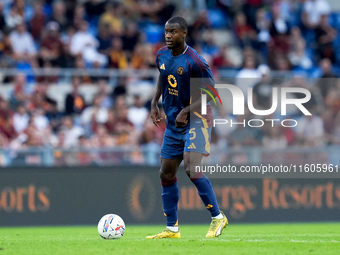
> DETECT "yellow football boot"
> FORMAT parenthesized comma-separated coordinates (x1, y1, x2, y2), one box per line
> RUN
(206, 211, 228, 238)
(146, 229, 181, 239)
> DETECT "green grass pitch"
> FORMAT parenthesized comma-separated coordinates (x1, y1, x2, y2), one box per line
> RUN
(0, 223, 339, 255)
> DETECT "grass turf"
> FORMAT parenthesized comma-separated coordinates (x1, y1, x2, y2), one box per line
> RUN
(0, 223, 339, 255)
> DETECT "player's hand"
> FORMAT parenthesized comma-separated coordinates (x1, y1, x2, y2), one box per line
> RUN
(175, 109, 189, 128)
(151, 104, 162, 127)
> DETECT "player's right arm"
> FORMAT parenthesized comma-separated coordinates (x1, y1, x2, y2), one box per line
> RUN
(151, 74, 162, 127)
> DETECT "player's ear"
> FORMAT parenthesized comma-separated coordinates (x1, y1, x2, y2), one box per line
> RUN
(182, 29, 188, 38)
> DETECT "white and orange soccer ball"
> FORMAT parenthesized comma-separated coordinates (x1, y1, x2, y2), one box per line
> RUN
(97, 214, 125, 239)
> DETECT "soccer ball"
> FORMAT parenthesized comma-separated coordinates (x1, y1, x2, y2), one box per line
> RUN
(97, 214, 125, 239)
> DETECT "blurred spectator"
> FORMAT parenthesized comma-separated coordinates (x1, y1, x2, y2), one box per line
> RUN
(29, 1, 46, 42)
(130, 43, 146, 69)
(0, 97, 15, 141)
(254, 8, 270, 57)
(288, 38, 313, 69)
(46, 101, 63, 133)
(97, 23, 113, 56)
(191, 11, 211, 40)
(27, 83, 55, 111)
(73, 56, 92, 84)
(5, 5, 23, 30)
(315, 58, 339, 98)
(289, 26, 305, 52)
(63, 0, 78, 24)
(127, 95, 148, 132)
(268, 3, 290, 62)
(155, 0, 176, 25)
(135, 0, 175, 25)
(111, 77, 128, 100)
(70, 21, 107, 68)
(213, 107, 236, 150)
(235, 54, 260, 95)
(234, 12, 256, 47)
(9, 22, 37, 61)
(322, 107, 337, 144)
(122, 21, 141, 55)
(85, 0, 106, 24)
(23, 118, 44, 147)
(9, 73, 30, 109)
(211, 45, 233, 70)
(96, 79, 113, 108)
(143, 43, 157, 69)
(75, 135, 94, 166)
(324, 86, 340, 117)
(80, 95, 108, 135)
(113, 101, 139, 146)
(72, 4, 86, 31)
(333, 113, 340, 145)
(104, 109, 116, 134)
(108, 37, 128, 69)
(262, 125, 288, 149)
(315, 14, 337, 62)
(91, 124, 116, 148)
(39, 21, 63, 68)
(42, 125, 59, 147)
(0, 3, 5, 32)
(243, 0, 263, 27)
(59, 116, 84, 148)
(273, 55, 291, 71)
(59, 25, 76, 68)
(99, 2, 124, 37)
(14, 0, 26, 18)
(49, 1, 69, 33)
(201, 30, 219, 57)
(64, 76, 86, 116)
(228, 116, 260, 147)
(31, 107, 49, 131)
(252, 64, 274, 110)
(12, 103, 29, 134)
(113, 95, 127, 112)
(295, 107, 324, 146)
(269, 4, 290, 38)
(282, 126, 295, 146)
(301, 0, 330, 29)
(0, 31, 15, 69)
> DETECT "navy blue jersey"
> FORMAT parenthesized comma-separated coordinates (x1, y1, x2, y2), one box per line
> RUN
(155, 45, 214, 132)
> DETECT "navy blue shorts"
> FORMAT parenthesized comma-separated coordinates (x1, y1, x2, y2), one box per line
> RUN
(161, 119, 211, 159)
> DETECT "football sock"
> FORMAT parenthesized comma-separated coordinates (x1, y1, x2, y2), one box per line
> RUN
(166, 226, 179, 232)
(161, 177, 179, 227)
(212, 213, 223, 220)
(191, 174, 220, 217)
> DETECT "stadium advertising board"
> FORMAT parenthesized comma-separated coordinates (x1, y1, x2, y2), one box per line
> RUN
(0, 167, 339, 226)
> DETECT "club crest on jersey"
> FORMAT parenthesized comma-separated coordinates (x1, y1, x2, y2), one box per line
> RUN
(177, 66, 184, 75)
(168, 74, 177, 88)
(160, 63, 165, 70)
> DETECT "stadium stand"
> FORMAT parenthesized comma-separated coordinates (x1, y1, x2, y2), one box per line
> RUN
(0, 0, 340, 167)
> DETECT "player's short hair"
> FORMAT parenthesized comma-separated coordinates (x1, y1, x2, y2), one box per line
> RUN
(166, 16, 188, 31)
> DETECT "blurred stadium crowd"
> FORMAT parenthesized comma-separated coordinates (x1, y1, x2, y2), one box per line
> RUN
(0, 0, 340, 165)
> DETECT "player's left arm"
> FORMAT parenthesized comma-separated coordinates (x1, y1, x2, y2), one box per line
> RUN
(175, 98, 201, 128)
(175, 95, 216, 128)
(175, 58, 216, 128)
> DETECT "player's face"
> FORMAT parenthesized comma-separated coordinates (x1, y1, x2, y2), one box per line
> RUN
(164, 23, 187, 49)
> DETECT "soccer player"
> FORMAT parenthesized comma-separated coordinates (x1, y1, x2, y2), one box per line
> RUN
(146, 16, 228, 239)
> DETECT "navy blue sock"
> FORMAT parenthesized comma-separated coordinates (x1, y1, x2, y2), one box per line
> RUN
(161, 177, 179, 226)
(191, 174, 220, 217)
